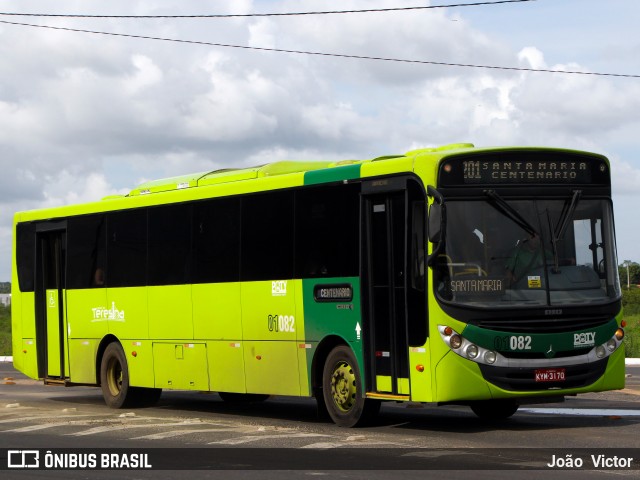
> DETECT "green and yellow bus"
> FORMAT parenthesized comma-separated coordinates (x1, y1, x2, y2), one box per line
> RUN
(11, 144, 625, 426)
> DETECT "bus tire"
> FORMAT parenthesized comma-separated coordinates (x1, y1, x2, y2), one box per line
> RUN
(470, 399, 519, 420)
(322, 345, 380, 427)
(100, 342, 134, 409)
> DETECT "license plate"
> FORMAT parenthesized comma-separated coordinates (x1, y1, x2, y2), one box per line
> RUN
(535, 368, 566, 382)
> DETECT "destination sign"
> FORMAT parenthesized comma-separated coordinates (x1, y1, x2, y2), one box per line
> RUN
(314, 284, 353, 302)
(438, 152, 609, 187)
(462, 159, 591, 184)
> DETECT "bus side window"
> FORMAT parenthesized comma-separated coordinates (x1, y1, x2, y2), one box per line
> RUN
(192, 197, 241, 284)
(241, 191, 294, 281)
(16, 222, 36, 292)
(67, 214, 106, 289)
(107, 209, 148, 287)
(148, 203, 192, 286)
(294, 184, 360, 279)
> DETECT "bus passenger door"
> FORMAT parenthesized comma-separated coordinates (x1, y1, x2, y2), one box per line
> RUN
(362, 178, 428, 398)
(362, 183, 411, 397)
(34, 226, 69, 383)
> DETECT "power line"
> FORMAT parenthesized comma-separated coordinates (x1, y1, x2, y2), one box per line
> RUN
(0, 1, 535, 19)
(1, 19, 638, 79)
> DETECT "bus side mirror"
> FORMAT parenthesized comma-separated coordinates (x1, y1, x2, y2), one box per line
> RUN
(428, 203, 442, 243)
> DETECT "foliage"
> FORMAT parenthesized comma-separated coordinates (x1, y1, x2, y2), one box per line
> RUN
(0, 305, 10, 356)
(621, 287, 640, 316)
(623, 314, 640, 359)
(619, 262, 640, 289)
(0, 282, 10, 294)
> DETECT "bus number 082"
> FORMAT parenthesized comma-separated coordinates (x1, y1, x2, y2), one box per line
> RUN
(267, 314, 295, 333)
(509, 335, 532, 351)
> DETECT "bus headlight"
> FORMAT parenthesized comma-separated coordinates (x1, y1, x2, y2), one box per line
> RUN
(595, 345, 606, 358)
(438, 325, 503, 366)
(450, 334, 462, 350)
(484, 351, 497, 364)
(466, 344, 479, 359)
(606, 339, 617, 352)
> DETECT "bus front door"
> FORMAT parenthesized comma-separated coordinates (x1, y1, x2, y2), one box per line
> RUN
(35, 226, 68, 383)
(363, 188, 411, 397)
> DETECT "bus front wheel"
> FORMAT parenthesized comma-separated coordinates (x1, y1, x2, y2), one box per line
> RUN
(470, 399, 519, 420)
(322, 345, 380, 427)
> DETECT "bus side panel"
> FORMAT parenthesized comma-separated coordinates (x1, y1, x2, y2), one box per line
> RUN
(153, 342, 209, 390)
(125, 340, 155, 388)
(294, 280, 310, 396)
(67, 339, 99, 384)
(16, 293, 38, 379)
(193, 283, 247, 394)
(66, 289, 108, 339)
(106, 287, 149, 340)
(10, 284, 24, 373)
(193, 283, 242, 340)
(435, 351, 493, 402)
(408, 338, 433, 402)
(601, 347, 626, 390)
(20, 339, 38, 379)
(148, 285, 193, 340)
(241, 280, 301, 396)
(207, 340, 246, 393)
(301, 278, 364, 389)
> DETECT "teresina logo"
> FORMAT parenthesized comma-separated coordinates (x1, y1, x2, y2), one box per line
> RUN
(92, 302, 126, 322)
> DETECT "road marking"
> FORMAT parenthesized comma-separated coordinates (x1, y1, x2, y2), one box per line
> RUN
(302, 440, 413, 449)
(67, 419, 210, 436)
(208, 433, 330, 445)
(132, 428, 240, 440)
(0, 414, 104, 424)
(521, 408, 640, 417)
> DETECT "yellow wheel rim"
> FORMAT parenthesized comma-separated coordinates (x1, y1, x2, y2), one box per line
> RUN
(330, 360, 357, 413)
(106, 357, 123, 397)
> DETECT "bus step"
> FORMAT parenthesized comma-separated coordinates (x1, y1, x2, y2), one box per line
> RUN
(366, 392, 411, 401)
(44, 378, 68, 386)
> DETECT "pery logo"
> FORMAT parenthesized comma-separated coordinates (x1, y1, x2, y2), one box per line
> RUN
(8, 450, 40, 469)
(574, 332, 596, 348)
(271, 281, 287, 297)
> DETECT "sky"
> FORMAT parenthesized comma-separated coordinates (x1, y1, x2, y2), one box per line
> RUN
(0, 0, 639, 281)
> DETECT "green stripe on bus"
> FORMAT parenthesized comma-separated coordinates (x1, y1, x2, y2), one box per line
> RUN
(304, 164, 361, 185)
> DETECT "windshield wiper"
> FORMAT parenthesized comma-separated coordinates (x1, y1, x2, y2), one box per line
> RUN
(548, 189, 582, 273)
(554, 190, 582, 242)
(483, 190, 538, 237)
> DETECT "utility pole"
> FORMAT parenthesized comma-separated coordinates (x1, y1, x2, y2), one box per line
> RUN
(623, 260, 631, 290)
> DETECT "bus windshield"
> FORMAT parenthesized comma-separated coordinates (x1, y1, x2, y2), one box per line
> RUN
(434, 197, 621, 308)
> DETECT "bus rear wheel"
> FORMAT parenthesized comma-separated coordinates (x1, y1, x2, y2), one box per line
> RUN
(470, 399, 519, 420)
(100, 342, 162, 408)
(322, 345, 380, 427)
(100, 342, 132, 408)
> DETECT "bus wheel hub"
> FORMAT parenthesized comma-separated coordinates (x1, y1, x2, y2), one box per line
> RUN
(331, 362, 356, 412)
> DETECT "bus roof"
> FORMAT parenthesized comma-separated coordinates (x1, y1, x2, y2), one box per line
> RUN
(127, 143, 478, 197)
(14, 143, 609, 221)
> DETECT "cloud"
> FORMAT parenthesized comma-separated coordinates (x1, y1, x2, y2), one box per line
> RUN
(1, 0, 640, 279)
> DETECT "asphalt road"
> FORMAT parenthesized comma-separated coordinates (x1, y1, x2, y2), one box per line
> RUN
(1, 362, 639, 479)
